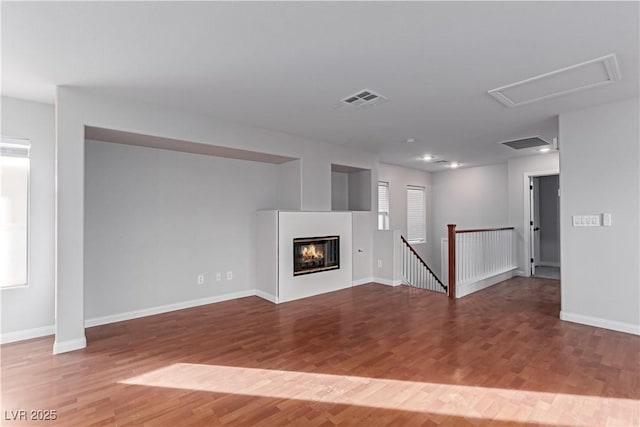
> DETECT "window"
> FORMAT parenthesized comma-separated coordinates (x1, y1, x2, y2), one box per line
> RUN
(1, 137, 30, 287)
(406, 185, 425, 243)
(378, 181, 389, 230)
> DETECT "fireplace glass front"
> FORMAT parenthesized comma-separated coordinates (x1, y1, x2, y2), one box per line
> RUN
(293, 236, 340, 276)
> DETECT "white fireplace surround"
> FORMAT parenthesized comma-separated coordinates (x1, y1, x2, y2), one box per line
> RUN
(256, 210, 353, 303)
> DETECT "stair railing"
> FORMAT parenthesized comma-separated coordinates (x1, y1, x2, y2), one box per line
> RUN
(447, 224, 516, 299)
(400, 235, 447, 294)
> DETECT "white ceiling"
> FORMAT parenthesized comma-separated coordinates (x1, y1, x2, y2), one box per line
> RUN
(2, 2, 638, 171)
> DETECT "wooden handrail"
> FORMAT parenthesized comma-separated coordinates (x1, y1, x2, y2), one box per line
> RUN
(447, 224, 456, 299)
(400, 235, 447, 291)
(455, 226, 514, 234)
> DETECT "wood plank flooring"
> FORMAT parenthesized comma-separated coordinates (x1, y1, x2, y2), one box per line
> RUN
(1, 278, 639, 426)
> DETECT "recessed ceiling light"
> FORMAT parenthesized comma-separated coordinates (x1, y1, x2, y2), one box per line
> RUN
(538, 147, 551, 153)
(449, 162, 460, 168)
(421, 154, 434, 161)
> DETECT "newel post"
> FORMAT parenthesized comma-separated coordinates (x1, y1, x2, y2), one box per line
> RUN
(447, 224, 457, 299)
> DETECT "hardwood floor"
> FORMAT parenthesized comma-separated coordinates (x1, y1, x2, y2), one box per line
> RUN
(2, 278, 638, 426)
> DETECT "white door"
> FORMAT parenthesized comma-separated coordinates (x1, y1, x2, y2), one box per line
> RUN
(529, 177, 541, 276)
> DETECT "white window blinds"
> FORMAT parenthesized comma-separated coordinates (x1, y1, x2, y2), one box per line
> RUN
(1, 137, 31, 287)
(406, 185, 425, 243)
(378, 181, 389, 230)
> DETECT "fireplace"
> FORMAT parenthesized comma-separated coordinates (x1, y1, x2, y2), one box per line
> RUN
(293, 236, 340, 276)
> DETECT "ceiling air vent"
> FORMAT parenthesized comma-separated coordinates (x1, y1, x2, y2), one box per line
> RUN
(433, 160, 449, 164)
(488, 54, 621, 107)
(500, 137, 550, 150)
(339, 89, 387, 109)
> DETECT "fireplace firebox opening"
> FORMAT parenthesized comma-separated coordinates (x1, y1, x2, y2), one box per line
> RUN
(293, 236, 340, 276)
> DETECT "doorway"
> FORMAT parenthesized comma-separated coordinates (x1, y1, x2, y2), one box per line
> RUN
(529, 174, 560, 279)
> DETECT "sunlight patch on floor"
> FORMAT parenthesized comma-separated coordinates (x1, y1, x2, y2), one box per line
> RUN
(120, 363, 638, 426)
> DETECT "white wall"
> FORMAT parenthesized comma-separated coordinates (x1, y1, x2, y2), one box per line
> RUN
(377, 163, 431, 261)
(352, 211, 374, 283)
(507, 152, 560, 274)
(255, 211, 278, 301)
(55, 87, 378, 352)
(431, 164, 509, 277)
(1, 97, 55, 341)
(559, 97, 639, 335)
(84, 140, 278, 319)
(538, 175, 560, 265)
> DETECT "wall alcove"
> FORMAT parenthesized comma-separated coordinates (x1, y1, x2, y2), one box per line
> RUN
(330, 164, 372, 212)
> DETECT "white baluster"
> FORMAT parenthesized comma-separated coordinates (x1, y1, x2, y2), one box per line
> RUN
(489, 231, 494, 275)
(401, 244, 404, 282)
(464, 234, 469, 283)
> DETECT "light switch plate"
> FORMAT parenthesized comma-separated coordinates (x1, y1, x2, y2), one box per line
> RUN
(573, 214, 602, 227)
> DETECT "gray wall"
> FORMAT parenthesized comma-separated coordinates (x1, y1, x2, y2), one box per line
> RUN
(372, 230, 401, 284)
(559, 97, 639, 333)
(377, 163, 432, 261)
(331, 170, 372, 212)
(348, 170, 372, 211)
(331, 172, 349, 211)
(1, 97, 55, 335)
(538, 175, 560, 265)
(277, 159, 302, 210)
(431, 163, 509, 277)
(84, 140, 279, 319)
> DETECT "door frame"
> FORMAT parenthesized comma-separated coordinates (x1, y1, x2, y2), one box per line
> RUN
(522, 169, 559, 277)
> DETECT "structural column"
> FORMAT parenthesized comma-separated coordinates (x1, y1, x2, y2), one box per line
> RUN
(53, 87, 86, 354)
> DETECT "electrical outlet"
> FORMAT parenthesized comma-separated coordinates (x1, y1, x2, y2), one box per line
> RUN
(216, 273, 222, 281)
(377, 259, 382, 268)
(226, 271, 233, 280)
(197, 274, 204, 285)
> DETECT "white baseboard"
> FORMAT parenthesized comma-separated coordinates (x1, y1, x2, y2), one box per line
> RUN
(538, 261, 560, 268)
(1, 325, 55, 344)
(457, 269, 516, 298)
(4, 290, 258, 347)
(85, 289, 256, 328)
(373, 277, 402, 287)
(255, 290, 278, 303)
(352, 277, 375, 287)
(515, 270, 528, 277)
(53, 336, 87, 354)
(560, 311, 640, 336)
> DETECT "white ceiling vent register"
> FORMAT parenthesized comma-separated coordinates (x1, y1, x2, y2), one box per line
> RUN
(339, 89, 388, 109)
(488, 54, 621, 107)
